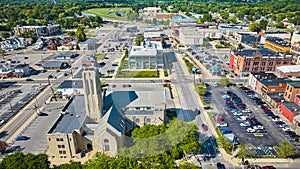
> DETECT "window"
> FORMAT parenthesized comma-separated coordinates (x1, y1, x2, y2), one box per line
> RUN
(104, 145, 110, 151)
(56, 138, 59, 141)
(60, 138, 63, 141)
(58, 145, 65, 149)
(48, 138, 51, 141)
(104, 139, 109, 143)
(146, 118, 151, 123)
(134, 118, 140, 124)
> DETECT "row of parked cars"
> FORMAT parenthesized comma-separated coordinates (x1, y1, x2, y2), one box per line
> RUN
(240, 86, 300, 144)
(224, 91, 265, 134)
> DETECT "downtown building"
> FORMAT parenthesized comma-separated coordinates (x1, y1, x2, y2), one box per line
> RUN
(229, 48, 293, 77)
(46, 56, 166, 162)
(14, 24, 61, 36)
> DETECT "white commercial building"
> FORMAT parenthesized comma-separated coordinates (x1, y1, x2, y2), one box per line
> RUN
(178, 27, 222, 46)
(128, 41, 163, 69)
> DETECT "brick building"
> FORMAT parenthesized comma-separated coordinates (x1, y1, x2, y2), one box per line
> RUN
(280, 101, 300, 122)
(264, 37, 291, 52)
(229, 48, 293, 77)
(275, 65, 300, 78)
(284, 82, 300, 102)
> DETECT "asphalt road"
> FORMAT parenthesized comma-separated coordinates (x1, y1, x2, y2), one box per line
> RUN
(0, 74, 70, 143)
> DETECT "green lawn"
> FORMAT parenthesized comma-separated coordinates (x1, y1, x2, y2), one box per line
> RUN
(84, 8, 131, 21)
(116, 70, 159, 78)
(86, 33, 93, 38)
(95, 53, 107, 60)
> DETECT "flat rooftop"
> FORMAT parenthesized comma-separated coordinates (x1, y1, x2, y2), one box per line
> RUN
(266, 37, 291, 47)
(288, 81, 300, 88)
(277, 65, 300, 73)
(268, 93, 284, 102)
(252, 72, 277, 80)
(282, 102, 300, 115)
(260, 78, 291, 87)
(58, 80, 83, 89)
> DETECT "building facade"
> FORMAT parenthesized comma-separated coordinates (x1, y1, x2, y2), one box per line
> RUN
(178, 27, 221, 46)
(128, 41, 163, 69)
(264, 37, 291, 52)
(14, 24, 61, 36)
(229, 48, 293, 76)
(275, 65, 300, 78)
(284, 82, 300, 102)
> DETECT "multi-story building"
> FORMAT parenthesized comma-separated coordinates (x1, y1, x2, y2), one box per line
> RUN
(284, 82, 300, 102)
(264, 37, 291, 52)
(280, 101, 300, 122)
(14, 64, 31, 77)
(47, 55, 167, 161)
(178, 27, 221, 46)
(290, 43, 300, 64)
(260, 31, 291, 44)
(142, 7, 162, 13)
(229, 48, 293, 77)
(128, 40, 163, 69)
(275, 65, 300, 78)
(291, 31, 300, 45)
(14, 24, 61, 36)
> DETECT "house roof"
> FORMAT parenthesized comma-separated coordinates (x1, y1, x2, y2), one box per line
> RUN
(58, 80, 83, 89)
(129, 46, 157, 57)
(282, 102, 300, 115)
(277, 65, 300, 73)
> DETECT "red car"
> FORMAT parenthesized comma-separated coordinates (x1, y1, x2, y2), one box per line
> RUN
(225, 101, 233, 105)
(202, 124, 208, 131)
(262, 108, 270, 112)
(164, 80, 171, 83)
(237, 105, 246, 108)
(246, 117, 257, 121)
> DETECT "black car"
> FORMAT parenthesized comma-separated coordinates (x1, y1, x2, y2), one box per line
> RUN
(217, 162, 226, 169)
(204, 106, 211, 110)
(48, 75, 54, 78)
(25, 78, 34, 81)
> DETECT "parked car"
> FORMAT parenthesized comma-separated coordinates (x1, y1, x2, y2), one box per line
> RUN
(274, 121, 285, 126)
(240, 121, 250, 127)
(217, 122, 228, 127)
(0, 120, 6, 125)
(220, 128, 232, 134)
(262, 166, 276, 169)
(253, 125, 264, 130)
(246, 128, 256, 133)
(48, 75, 54, 78)
(202, 124, 208, 131)
(16, 136, 30, 141)
(25, 78, 34, 81)
(242, 109, 251, 113)
(204, 106, 211, 110)
(148, 80, 155, 83)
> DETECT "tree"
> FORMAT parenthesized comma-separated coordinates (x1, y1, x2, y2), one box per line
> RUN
(195, 83, 206, 95)
(58, 161, 83, 169)
(220, 78, 230, 87)
(135, 35, 144, 46)
(258, 19, 268, 30)
(275, 141, 298, 158)
(221, 11, 229, 20)
(0, 141, 8, 154)
(237, 43, 244, 51)
(248, 22, 259, 32)
(229, 16, 238, 24)
(76, 27, 86, 42)
(236, 143, 256, 159)
(217, 135, 233, 154)
(276, 22, 284, 28)
(0, 152, 50, 169)
(67, 31, 75, 36)
(1, 31, 10, 39)
(178, 162, 201, 169)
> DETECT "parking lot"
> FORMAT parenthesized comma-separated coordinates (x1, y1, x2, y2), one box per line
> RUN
(9, 102, 65, 155)
(210, 86, 299, 156)
(0, 84, 45, 126)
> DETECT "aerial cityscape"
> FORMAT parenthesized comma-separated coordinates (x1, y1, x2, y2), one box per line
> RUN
(0, 0, 300, 168)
